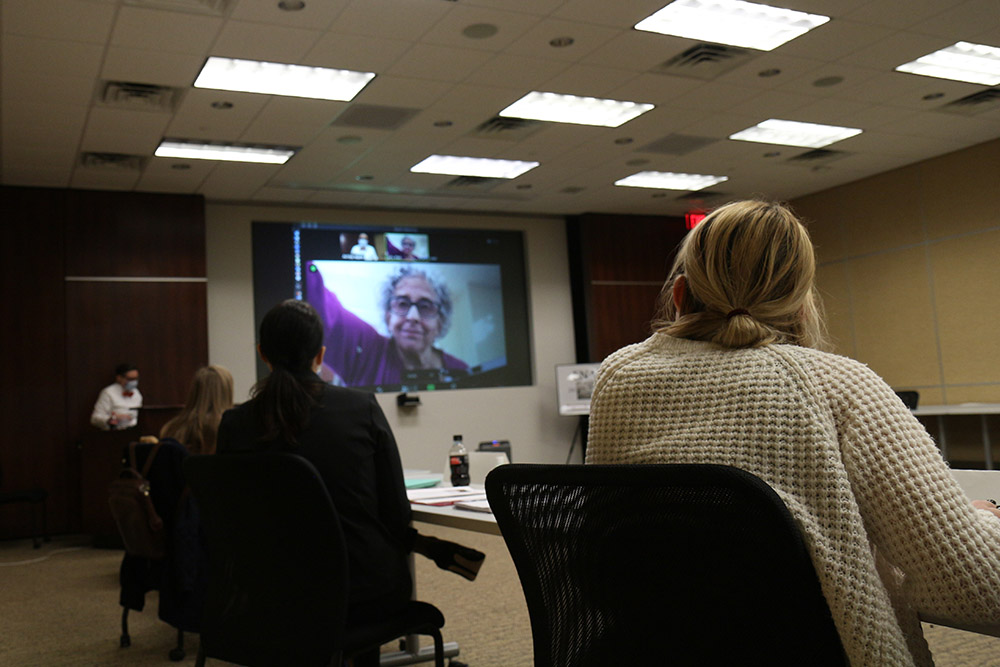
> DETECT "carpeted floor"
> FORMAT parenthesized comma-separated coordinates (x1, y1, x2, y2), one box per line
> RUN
(3, 528, 1000, 666)
(0, 524, 532, 666)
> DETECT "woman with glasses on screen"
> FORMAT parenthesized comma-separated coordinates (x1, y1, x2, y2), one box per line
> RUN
(306, 264, 468, 387)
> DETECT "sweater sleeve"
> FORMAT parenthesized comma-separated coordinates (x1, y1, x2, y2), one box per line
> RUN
(820, 356, 1000, 628)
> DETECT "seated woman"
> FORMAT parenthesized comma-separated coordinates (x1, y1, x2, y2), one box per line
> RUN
(306, 264, 468, 387)
(217, 300, 482, 633)
(586, 200, 1000, 666)
(159, 365, 234, 454)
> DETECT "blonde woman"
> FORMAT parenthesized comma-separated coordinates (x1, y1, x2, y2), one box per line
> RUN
(160, 365, 234, 455)
(586, 200, 1000, 666)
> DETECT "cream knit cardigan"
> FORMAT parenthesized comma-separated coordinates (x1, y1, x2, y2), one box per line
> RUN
(586, 333, 1000, 666)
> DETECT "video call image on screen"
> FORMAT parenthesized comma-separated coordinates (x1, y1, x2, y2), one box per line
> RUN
(252, 221, 533, 394)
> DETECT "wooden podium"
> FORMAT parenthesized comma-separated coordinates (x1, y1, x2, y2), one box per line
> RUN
(79, 405, 181, 546)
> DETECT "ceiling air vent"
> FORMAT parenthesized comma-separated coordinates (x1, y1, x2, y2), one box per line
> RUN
(639, 133, 718, 156)
(651, 43, 757, 80)
(785, 149, 850, 167)
(937, 88, 1000, 116)
(101, 82, 179, 112)
(439, 176, 504, 192)
(80, 152, 146, 171)
(470, 116, 543, 141)
(331, 105, 421, 130)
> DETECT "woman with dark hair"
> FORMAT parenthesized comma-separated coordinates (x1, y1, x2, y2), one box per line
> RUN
(217, 299, 482, 631)
(587, 200, 1000, 666)
(217, 299, 414, 622)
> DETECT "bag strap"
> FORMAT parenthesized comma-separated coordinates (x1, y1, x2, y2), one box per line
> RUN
(128, 440, 164, 477)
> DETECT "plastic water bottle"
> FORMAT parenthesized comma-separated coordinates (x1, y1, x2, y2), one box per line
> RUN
(449, 434, 470, 486)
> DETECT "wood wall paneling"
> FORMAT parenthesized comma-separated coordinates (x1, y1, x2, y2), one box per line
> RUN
(65, 190, 205, 277)
(0, 185, 208, 541)
(569, 213, 688, 363)
(0, 187, 70, 536)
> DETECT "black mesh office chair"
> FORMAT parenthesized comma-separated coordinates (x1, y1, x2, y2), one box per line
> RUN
(183, 452, 445, 667)
(485, 463, 848, 667)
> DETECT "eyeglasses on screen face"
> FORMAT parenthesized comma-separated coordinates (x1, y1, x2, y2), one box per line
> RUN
(389, 296, 440, 318)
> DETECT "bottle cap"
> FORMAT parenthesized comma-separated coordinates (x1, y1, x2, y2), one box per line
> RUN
(453, 434, 462, 440)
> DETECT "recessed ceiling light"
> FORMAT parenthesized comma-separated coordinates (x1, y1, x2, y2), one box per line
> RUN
(896, 41, 1000, 86)
(410, 155, 539, 179)
(194, 57, 375, 101)
(499, 91, 654, 127)
(155, 139, 297, 164)
(634, 0, 830, 51)
(729, 119, 861, 148)
(615, 171, 728, 191)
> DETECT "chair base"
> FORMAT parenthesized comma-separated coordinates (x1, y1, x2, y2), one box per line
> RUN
(379, 640, 459, 666)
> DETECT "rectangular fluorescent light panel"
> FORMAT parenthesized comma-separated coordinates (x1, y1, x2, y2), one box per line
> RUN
(410, 155, 539, 179)
(729, 119, 861, 148)
(615, 171, 728, 191)
(896, 41, 1000, 86)
(155, 140, 296, 164)
(194, 56, 375, 101)
(635, 0, 829, 51)
(499, 91, 654, 127)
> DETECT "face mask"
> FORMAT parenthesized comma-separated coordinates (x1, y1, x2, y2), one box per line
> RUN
(124, 379, 139, 391)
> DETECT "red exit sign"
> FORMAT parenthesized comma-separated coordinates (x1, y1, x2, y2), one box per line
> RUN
(685, 212, 707, 230)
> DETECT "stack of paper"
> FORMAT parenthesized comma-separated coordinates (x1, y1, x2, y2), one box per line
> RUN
(407, 487, 488, 506)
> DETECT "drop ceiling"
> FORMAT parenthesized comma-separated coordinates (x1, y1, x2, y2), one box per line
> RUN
(2, 0, 999, 217)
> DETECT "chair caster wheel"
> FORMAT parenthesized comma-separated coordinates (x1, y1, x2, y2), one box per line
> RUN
(169, 648, 186, 661)
(120, 635, 131, 648)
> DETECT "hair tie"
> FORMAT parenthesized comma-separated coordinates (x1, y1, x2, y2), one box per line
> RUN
(726, 308, 750, 320)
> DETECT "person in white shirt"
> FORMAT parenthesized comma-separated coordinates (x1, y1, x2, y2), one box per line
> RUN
(91, 363, 143, 430)
(349, 233, 379, 261)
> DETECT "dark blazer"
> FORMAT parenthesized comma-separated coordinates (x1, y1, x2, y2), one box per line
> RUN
(216, 378, 413, 619)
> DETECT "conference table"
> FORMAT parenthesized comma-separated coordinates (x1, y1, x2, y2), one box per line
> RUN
(378, 484, 498, 666)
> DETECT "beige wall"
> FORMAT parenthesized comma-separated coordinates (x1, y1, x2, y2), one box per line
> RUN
(205, 203, 580, 472)
(793, 137, 1000, 406)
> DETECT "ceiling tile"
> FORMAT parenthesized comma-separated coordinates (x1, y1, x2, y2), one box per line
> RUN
(110, 6, 222, 54)
(387, 44, 494, 83)
(82, 107, 172, 154)
(229, 0, 349, 30)
(101, 47, 205, 87)
(420, 4, 540, 52)
(3, 34, 105, 78)
(504, 18, 620, 62)
(2, 0, 115, 43)
(165, 88, 267, 141)
(305, 32, 413, 72)
(210, 19, 320, 62)
(334, 0, 453, 41)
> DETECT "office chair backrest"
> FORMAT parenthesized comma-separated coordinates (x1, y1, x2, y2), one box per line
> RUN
(183, 452, 349, 667)
(486, 463, 847, 667)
